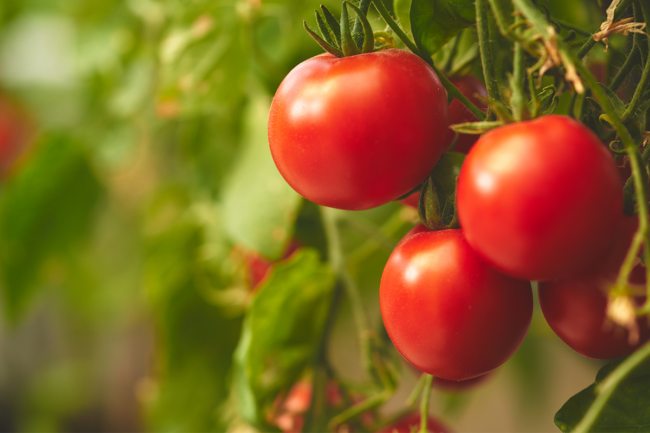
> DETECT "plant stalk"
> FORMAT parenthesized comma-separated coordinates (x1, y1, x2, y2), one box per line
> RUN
(476, 0, 503, 120)
(418, 374, 434, 433)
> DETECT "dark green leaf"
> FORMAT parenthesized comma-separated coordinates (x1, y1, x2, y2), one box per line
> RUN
(555, 357, 650, 432)
(233, 249, 335, 430)
(0, 134, 104, 321)
(411, 0, 476, 56)
(393, 0, 412, 37)
(589, 83, 626, 117)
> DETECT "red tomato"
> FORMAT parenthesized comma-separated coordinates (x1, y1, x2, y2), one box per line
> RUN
(457, 115, 623, 281)
(395, 223, 429, 248)
(408, 361, 492, 392)
(443, 75, 488, 153)
(397, 190, 420, 209)
(269, 49, 449, 210)
(0, 96, 31, 177)
(376, 412, 451, 433)
(380, 229, 532, 380)
(539, 216, 650, 359)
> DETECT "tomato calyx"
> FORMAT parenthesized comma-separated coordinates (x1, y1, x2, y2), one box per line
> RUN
(417, 153, 465, 231)
(303, 2, 375, 58)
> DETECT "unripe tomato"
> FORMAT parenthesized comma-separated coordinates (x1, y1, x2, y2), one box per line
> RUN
(380, 229, 533, 380)
(457, 115, 623, 281)
(443, 75, 488, 153)
(269, 49, 449, 210)
(539, 216, 650, 359)
(376, 412, 451, 433)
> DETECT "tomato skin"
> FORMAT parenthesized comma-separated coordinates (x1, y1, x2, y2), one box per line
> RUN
(457, 115, 623, 281)
(408, 361, 492, 392)
(269, 49, 449, 210)
(443, 75, 488, 153)
(539, 216, 650, 359)
(376, 412, 451, 433)
(380, 229, 532, 380)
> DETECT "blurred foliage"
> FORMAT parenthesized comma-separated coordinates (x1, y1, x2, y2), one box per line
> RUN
(0, 0, 639, 432)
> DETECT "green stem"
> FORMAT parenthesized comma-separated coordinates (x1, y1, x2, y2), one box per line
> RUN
(621, 1, 650, 123)
(371, 0, 486, 121)
(443, 31, 464, 74)
(512, 42, 525, 121)
(476, 0, 502, 120)
(328, 389, 392, 430)
(352, 0, 372, 50)
(576, 0, 635, 60)
(573, 340, 650, 433)
(610, 46, 639, 92)
(406, 373, 428, 407)
(487, 0, 515, 39)
(418, 374, 434, 433)
(320, 207, 373, 375)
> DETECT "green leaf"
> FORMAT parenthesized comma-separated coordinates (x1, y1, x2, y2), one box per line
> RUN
(394, 0, 412, 38)
(450, 120, 504, 134)
(555, 357, 650, 432)
(591, 83, 626, 117)
(143, 188, 243, 433)
(411, 0, 476, 56)
(0, 134, 104, 321)
(233, 249, 335, 430)
(221, 94, 302, 260)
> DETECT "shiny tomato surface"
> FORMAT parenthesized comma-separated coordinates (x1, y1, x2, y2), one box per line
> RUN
(380, 229, 532, 380)
(376, 412, 451, 433)
(443, 75, 488, 153)
(269, 49, 449, 210)
(539, 216, 650, 359)
(457, 115, 623, 281)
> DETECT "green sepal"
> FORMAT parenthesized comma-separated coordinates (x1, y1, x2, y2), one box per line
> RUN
(528, 85, 557, 118)
(417, 152, 466, 231)
(315, 10, 339, 48)
(340, 2, 361, 56)
(450, 120, 504, 134)
(345, 1, 374, 54)
(303, 21, 344, 57)
(320, 5, 342, 47)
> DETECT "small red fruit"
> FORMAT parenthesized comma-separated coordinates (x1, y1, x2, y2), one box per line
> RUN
(376, 412, 451, 433)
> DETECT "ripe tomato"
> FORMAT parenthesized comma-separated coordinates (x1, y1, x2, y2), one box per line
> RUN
(408, 361, 492, 392)
(0, 95, 31, 177)
(457, 115, 623, 281)
(376, 412, 451, 433)
(539, 216, 650, 359)
(380, 229, 532, 380)
(269, 49, 449, 210)
(443, 75, 488, 153)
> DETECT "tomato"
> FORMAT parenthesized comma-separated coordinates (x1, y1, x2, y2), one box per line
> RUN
(457, 115, 623, 281)
(408, 361, 492, 392)
(0, 95, 31, 177)
(443, 75, 488, 153)
(539, 216, 650, 359)
(395, 223, 429, 247)
(376, 412, 451, 433)
(269, 49, 449, 210)
(397, 190, 420, 209)
(246, 240, 301, 290)
(380, 229, 533, 380)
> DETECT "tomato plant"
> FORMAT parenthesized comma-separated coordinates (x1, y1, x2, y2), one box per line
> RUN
(380, 229, 533, 380)
(539, 216, 650, 359)
(457, 115, 623, 281)
(246, 240, 302, 290)
(268, 48, 449, 210)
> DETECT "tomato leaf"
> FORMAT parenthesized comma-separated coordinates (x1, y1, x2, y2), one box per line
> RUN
(221, 94, 302, 260)
(233, 249, 335, 430)
(450, 120, 504, 134)
(587, 84, 627, 117)
(0, 134, 104, 321)
(410, 0, 476, 56)
(554, 357, 650, 432)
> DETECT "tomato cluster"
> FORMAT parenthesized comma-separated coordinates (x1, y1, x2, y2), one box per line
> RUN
(269, 35, 649, 428)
